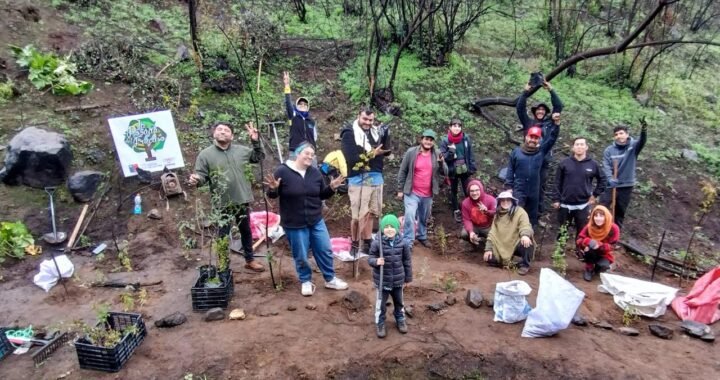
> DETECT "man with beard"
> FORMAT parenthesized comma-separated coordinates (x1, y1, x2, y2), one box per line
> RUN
(504, 125, 559, 228)
(552, 137, 606, 239)
(397, 129, 448, 247)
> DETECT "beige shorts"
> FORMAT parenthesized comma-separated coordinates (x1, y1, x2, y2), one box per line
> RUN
(348, 185, 383, 220)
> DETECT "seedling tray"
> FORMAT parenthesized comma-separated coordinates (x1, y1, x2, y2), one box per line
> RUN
(74, 312, 146, 372)
(191, 269, 233, 311)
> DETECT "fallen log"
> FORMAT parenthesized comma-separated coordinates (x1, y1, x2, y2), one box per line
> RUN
(54, 103, 109, 112)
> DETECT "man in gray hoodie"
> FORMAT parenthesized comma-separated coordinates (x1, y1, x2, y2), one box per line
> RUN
(599, 121, 647, 229)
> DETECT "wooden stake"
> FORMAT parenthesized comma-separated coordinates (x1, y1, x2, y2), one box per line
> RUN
(610, 159, 618, 218)
(66, 205, 89, 251)
(256, 56, 263, 93)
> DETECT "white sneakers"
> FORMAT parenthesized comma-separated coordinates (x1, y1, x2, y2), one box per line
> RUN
(325, 277, 349, 290)
(301, 277, 348, 296)
(301, 281, 316, 296)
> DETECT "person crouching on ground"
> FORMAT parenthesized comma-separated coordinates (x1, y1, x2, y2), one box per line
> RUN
(483, 191, 534, 275)
(368, 214, 412, 338)
(576, 205, 619, 281)
(265, 142, 349, 296)
(460, 179, 496, 249)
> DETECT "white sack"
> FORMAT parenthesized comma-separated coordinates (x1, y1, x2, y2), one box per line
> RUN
(33, 254, 74, 292)
(493, 280, 532, 323)
(598, 272, 678, 318)
(522, 268, 585, 337)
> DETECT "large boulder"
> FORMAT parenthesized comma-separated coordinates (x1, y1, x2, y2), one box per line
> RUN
(0, 127, 72, 188)
(68, 170, 104, 202)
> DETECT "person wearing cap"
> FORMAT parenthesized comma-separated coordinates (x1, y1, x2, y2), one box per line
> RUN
(283, 71, 317, 158)
(188, 121, 266, 272)
(440, 117, 478, 223)
(460, 179, 496, 249)
(504, 125, 559, 228)
(552, 137, 606, 240)
(367, 214, 412, 338)
(576, 205, 619, 281)
(599, 121, 648, 229)
(340, 107, 392, 255)
(397, 129, 448, 248)
(484, 191, 534, 275)
(516, 79, 562, 213)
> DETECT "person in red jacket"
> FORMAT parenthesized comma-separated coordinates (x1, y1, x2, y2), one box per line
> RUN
(459, 179, 497, 248)
(576, 205, 620, 281)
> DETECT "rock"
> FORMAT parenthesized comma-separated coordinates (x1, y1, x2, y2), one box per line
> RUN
(0, 127, 73, 188)
(465, 289, 483, 308)
(229, 308, 246, 320)
(700, 333, 715, 343)
(405, 305, 414, 318)
(342, 290, 370, 311)
(271, 311, 279, 316)
(592, 320, 614, 330)
(649, 324, 673, 340)
(148, 19, 167, 34)
(681, 320, 712, 339)
(204, 307, 225, 322)
(306, 303, 317, 311)
(618, 327, 639, 336)
(705, 94, 718, 104)
(67, 170, 104, 202)
(571, 314, 588, 326)
(680, 149, 699, 162)
(147, 209, 162, 220)
(428, 302, 447, 312)
(287, 305, 297, 311)
(175, 44, 190, 61)
(485, 298, 494, 308)
(155, 312, 187, 328)
(445, 295, 457, 306)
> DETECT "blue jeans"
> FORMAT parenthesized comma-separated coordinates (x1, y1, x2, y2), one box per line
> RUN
(402, 192, 433, 242)
(285, 219, 336, 283)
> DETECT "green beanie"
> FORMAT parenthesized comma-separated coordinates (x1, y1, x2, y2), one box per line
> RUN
(379, 214, 400, 233)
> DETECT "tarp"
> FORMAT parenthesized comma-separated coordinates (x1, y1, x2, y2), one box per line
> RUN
(671, 266, 720, 324)
(598, 273, 678, 318)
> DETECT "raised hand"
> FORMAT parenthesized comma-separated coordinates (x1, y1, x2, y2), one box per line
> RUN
(263, 173, 281, 190)
(329, 175, 346, 190)
(283, 71, 290, 87)
(543, 80, 553, 91)
(245, 122, 259, 141)
(372, 143, 388, 157)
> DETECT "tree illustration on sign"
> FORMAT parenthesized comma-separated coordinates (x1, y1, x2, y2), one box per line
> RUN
(123, 118, 167, 162)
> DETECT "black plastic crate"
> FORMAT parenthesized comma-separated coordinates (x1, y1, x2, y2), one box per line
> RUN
(0, 327, 11, 362)
(74, 312, 147, 372)
(191, 269, 233, 311)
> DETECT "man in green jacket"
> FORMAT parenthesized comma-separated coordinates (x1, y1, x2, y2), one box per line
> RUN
(189, 122, 266, 272)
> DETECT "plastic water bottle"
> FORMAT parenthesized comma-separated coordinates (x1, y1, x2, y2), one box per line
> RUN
(133, 194, 142, 215)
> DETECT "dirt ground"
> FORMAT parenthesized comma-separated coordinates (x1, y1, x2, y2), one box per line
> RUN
(0, 1, 719, 379)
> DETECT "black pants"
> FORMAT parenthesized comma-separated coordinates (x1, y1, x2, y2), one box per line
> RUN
(489, 242, 533, 268)
(449, 173, 471, 211)
(599, 186, 633, 229)
(219, 203, 254, 263)
(582, 248, 611, 272)
(378, 287, 405, 325)
(557, 205, 589, 240)
(517, 194, 540, 228)
(539, 161, 549, 213)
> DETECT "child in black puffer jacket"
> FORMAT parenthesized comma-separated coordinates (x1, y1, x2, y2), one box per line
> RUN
(368, 214, 412, 338)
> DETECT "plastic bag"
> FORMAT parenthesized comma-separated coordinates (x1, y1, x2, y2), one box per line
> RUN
(598, 273, 678, 318)
(330, 237, 368, 261)
(249, 211, 281, 239)
(671, 265, 720, 324)
(33, 255, 74, 292)
(522, 269, 585, 337)
(493, 280, 532, 323)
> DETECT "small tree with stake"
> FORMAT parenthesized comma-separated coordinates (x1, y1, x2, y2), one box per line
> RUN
(196, 169, 234, 287)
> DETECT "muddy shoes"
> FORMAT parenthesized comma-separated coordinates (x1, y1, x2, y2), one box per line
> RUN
(245, 260, 265, 272)
(397, 319, 408, 334)
(325, 277, 349, 290)
(517, 266, 530, 276)
(301, 281, 316, 296)
(376, 323, 387, 338)
(583, 269, 593, 282)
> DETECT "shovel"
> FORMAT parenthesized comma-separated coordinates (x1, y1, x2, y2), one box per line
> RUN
(41, 187, 68, 294)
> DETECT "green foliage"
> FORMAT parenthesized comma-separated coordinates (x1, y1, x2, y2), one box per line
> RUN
(622, 306, 640, 327)
(552, 224, 569, 276)
(214, 236, 230, 273)
(694, 144, 720, 179)
(273, 3, 351, 39)
(0, 221, 34, 262)
(77, 302, 140, 348)
(0, 80, 14, 103)
(9, 45, 93, 95)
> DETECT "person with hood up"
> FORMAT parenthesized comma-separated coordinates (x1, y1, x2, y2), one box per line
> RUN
(599, 121, 647, 229)
(504, 125, 559, 228)
(340, 107, 391, 256)
(552, 137, 606, 239)
(517, 79, 563, 213)
(440, 117, 478, 223)
(283, 71, 317, 158)
(483, 191, 534, 275)
(265, 143, 349, 296)
(576, 205, 620, 281)
(459, 179, 496, 248)
(367, 214, 412, 338)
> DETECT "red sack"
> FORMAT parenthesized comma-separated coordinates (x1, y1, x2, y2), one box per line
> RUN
(671, 266, 720, 324)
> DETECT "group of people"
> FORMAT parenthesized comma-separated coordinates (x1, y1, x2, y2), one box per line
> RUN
(188, 72, 648, 338)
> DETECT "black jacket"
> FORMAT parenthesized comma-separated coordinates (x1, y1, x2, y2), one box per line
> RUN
(266, 163, 335, 228)
(340, 122, 391, 178)
(285, 94, 317, 152)
(517, 89, 562, 159)
(368, 236, 412, 288)
(439, 134, 477, 177)
(504, 126, 559, 198)
(553, 155, 606, 205)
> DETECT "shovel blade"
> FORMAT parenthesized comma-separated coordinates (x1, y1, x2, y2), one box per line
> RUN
(42, 232, 67, 245)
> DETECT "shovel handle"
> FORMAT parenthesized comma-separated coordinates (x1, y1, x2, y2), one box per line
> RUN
(67, 205, 89, 250)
